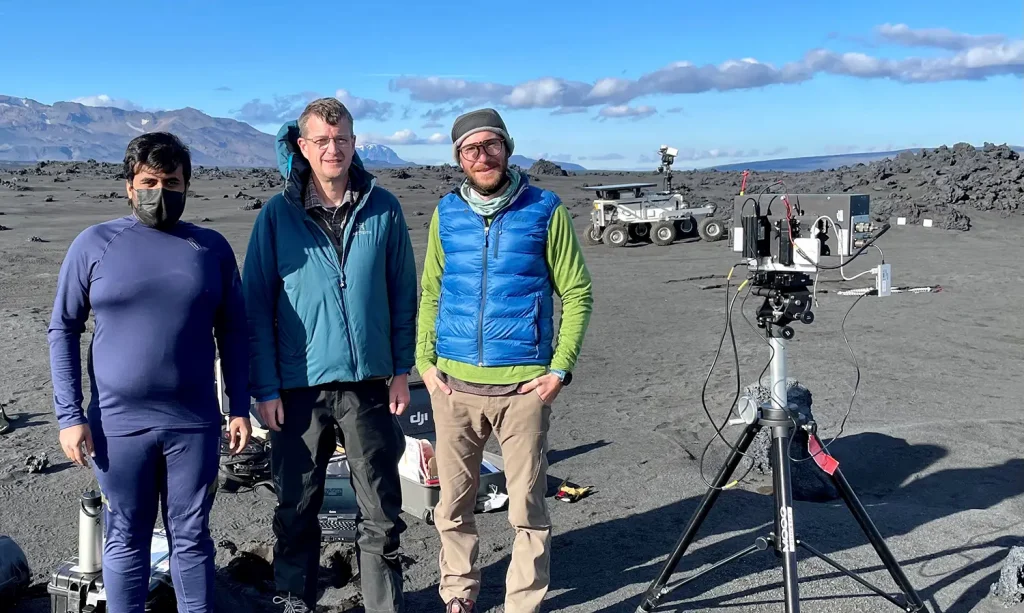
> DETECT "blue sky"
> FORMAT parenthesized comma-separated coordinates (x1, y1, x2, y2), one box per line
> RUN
(1, 0, 1021, 169)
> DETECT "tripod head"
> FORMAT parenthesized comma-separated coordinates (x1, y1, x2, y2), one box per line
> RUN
(749, 270, 815, 340)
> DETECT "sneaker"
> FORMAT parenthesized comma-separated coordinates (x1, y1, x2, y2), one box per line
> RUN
(446, 598, 474, 613)
(273, 593, 311, 613)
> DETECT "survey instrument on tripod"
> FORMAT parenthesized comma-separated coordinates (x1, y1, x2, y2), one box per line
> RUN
(635, 189, 924, 613)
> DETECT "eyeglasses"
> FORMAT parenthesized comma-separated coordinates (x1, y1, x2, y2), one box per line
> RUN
(459, 138, 504, 161)
(306, 136, 353, 150)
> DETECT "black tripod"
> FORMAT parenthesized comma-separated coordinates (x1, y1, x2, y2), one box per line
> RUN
(635, 271, 926, 613)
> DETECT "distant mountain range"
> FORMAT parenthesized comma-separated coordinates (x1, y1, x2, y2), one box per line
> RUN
(3, 94, 1017, 174)
(0, 95, 412, 170)
(707, 146, 1024, 172)
(355, 143, 411, 167)
(0, 95, 279, 167)
(0, 96, 588, 171)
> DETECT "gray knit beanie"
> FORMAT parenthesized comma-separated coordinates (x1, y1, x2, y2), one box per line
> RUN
(451, 108, 514, 163)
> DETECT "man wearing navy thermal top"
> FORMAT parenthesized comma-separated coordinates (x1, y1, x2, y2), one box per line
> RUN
(47, 132, 251, 613)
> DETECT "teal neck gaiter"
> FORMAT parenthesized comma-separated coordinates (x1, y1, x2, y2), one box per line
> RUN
(459, 167, 521, 218)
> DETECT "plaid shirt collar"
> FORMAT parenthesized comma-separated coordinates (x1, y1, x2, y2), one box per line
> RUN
(304, 176, 358, 210)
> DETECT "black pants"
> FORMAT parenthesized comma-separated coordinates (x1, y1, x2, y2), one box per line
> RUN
(270, 379, 407, 612)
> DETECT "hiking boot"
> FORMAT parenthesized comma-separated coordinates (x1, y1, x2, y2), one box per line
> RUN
(272, 593, 311, 613)
(446, 598, 474, 613)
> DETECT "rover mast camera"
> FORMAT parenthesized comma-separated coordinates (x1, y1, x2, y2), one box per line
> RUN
(656, 145, 679, 192)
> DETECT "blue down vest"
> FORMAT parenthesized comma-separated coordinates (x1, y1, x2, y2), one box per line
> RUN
(435, 182, 560, 367)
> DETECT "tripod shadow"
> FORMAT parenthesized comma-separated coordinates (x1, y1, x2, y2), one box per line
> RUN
(405, 432, 1024, 612)
(814, 432, 948, 498)
(547, 440, 611, 467)
(0, 411, 50, 432)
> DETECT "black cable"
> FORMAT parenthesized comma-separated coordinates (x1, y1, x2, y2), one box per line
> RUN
(732, 272, 836, 466)
(696, 267, 747, 490)
(698, 279, 797, 490)
(786, 290, 868, 464)
(699, 267, 745, 447)
(816, 291, 867, 451)
(814, 223, 891, 271)
(741, 196, 758, 216)
(755, 180, 785, 217)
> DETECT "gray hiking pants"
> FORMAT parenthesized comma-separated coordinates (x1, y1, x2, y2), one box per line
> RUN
(269, 379, 407, 612)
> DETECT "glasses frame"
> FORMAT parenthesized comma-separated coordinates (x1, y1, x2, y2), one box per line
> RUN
(459, 138, 504, 161)
(304, 135, 355, 150)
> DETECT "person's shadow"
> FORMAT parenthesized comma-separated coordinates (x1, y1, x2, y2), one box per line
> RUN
(404, 432, 1024, 613)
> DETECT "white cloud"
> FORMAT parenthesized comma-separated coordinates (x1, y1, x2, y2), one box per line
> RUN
(536, 152, 573, 161)
(635, 146, 790, 162)
(579, 153, 626, 161)
(388, 76, 512, 104)
(71, 95, 145, 112)
(388, 24, 1023, 113)
(875, 23, 1006, 50)
(232, 93, 316, 125)
(233, 90, 394, 125)
(550, 106, 588, 115)
(597, 104, 657, 120)
(359, 129, 450, 146)
(334, 89, 393, 121)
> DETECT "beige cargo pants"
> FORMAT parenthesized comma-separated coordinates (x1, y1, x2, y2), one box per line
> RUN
(429, 385, 552, 612)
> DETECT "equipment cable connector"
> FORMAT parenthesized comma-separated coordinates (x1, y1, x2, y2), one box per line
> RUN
(875, 263, 892, 297)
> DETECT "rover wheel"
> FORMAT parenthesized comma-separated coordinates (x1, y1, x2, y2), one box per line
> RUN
(602, 223, 629, 247)
(651, 221, 677, 246)
(582, 225, 603, 246)
(628, 223, 651, 243)
(676, 217, 696, 237)
(699, 217, 726, 242)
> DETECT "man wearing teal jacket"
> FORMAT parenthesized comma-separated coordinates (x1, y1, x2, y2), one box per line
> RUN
(242, 97, 417, 613)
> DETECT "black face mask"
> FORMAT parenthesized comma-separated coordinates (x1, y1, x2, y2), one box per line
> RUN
(133, 188, 186, 230)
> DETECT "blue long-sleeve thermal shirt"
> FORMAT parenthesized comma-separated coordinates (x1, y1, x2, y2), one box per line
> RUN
(47, 215, 250, 436)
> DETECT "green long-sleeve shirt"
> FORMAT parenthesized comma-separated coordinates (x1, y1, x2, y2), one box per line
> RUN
(415, 203, 593, 384)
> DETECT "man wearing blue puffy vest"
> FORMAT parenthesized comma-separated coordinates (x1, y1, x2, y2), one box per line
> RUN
(242, 97, 418, 613)
(416, 108, 594, 613)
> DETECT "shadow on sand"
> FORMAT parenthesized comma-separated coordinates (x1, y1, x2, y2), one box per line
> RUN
(11, 434, 1018, 613)
(404, 431, 1024, 613)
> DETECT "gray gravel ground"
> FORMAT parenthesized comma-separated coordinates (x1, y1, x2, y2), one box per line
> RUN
(1, 158, 1022, 613)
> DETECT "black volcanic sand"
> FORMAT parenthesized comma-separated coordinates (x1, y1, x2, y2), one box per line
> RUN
(2, 146, 1024, 613)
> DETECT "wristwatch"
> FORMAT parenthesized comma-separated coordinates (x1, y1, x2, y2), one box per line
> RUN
(550, 369, 572, 386)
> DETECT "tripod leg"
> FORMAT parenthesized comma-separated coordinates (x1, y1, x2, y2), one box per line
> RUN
(635, 422, 761, 613)
(771, 428, 801, 613)
(831, 467, 926, 611)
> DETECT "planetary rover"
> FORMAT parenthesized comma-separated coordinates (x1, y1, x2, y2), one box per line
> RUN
(581, 145, 727, 247)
